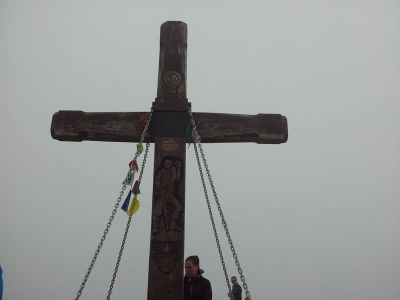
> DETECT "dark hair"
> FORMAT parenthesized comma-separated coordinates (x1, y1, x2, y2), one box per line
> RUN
(185, 255, 199, 265)
(185, 255, 204, 274)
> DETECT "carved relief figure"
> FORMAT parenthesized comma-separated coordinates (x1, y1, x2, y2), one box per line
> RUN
(152, 157, 183, 234)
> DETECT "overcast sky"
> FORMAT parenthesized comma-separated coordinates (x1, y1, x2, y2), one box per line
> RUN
(1, 1, 399, 300)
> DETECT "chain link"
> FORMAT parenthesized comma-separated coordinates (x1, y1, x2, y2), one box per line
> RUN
(188, 108, 252, 300)
(74, 109, 153, 300)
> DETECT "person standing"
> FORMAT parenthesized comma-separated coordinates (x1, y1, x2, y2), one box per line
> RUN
(184, 255, 212, 300)
(230, 276, 242, 300)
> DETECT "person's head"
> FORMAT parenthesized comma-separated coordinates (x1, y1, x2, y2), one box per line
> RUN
(163, 158, 173, 168)
(185, 255, 203, 278)
(231, 276, 238, 285)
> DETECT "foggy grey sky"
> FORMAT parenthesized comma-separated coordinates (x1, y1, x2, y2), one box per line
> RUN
(1, 1, 399, 300)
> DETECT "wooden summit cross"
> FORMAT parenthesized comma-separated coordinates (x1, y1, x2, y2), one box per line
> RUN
(51, 21, 287, 300)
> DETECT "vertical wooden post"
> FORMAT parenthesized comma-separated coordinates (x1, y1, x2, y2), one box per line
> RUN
(147, 21, 189, 300)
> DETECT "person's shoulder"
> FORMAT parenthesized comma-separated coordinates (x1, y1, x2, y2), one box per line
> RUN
(200, 275, 211, 285)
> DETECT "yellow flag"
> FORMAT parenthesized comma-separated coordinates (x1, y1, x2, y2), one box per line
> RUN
(127, 195, 140, 216)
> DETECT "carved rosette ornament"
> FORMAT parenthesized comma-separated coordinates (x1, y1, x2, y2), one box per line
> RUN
(163, 71, 182, 93)
(153, 241, 180, 274)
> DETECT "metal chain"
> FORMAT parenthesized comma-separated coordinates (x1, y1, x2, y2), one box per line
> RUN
(106, 216, 132, 300)
(192, 140, 232, 295)
(138, 110, 154, 145)
(105, 142, 151, 299)
(74, 109, 153, 300)
(188, 108, 252, 300)
(74, 180, 129, 300)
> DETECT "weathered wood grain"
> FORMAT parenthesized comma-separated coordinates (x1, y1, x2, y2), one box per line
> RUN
(51, 110, 288, 144)
(147, 21, 187, 300)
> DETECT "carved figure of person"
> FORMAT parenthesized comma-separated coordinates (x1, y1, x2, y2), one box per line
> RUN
(152, 157, 183, 234)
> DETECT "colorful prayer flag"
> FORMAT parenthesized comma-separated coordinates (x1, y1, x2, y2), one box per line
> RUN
(127, 195, 140, 216)
(121, 190, 132, 212)
(132, 180, 141, 195)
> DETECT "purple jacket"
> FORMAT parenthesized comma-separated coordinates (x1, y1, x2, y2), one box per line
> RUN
(184, 275, 212, 300)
